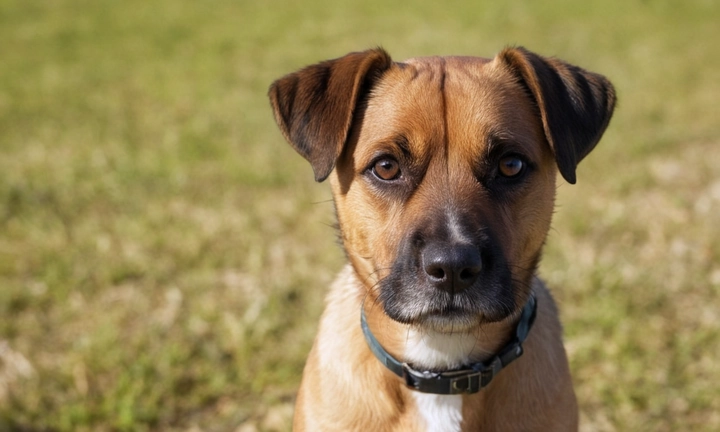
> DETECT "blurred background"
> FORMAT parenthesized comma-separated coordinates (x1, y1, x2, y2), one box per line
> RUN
(1, 0, 718, 430)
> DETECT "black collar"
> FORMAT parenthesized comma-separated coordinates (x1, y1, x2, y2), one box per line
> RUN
(360, 295, 537, 395)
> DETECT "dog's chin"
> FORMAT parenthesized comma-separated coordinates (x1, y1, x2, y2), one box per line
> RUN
(388, 307, 512, 334)
(417, 312, 483, 334)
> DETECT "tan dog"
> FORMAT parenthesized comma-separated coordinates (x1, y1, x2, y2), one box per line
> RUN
(269, 47, 615, 431)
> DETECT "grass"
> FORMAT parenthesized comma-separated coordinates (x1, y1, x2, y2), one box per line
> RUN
(0, 0, 718, 430)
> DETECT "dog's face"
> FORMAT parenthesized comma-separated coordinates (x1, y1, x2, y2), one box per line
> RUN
(332, 57, 556, 331)
(269, 48, 615, 333)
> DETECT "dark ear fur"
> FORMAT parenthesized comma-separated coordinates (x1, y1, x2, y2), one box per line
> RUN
(498, 47, 616, 184)
(268, 49, 393, 182)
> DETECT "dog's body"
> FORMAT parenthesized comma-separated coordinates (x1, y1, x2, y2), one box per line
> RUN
(269, 48, 615, 431)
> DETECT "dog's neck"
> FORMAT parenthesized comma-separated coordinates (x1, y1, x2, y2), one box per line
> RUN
(365, 302, 530, 370)
(361, 288, 536, 396)
(403, 327, 497, 371)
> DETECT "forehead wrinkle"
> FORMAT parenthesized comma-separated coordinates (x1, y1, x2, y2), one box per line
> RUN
(439, 57, 449, 178)
(443, 63, 546, 166)
(402, 57, 452, 181)
(443, 63, 493, 171)
(383, 62, 447, 142)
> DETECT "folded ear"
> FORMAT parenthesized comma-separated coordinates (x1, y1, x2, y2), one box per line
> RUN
(497, 47, 616, 184)
(268, 49, 393, 182)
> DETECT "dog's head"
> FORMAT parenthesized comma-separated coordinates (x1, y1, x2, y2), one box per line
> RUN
(269, 48, 615, 333)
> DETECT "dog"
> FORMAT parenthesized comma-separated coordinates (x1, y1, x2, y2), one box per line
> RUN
(268, 46, 615, 431)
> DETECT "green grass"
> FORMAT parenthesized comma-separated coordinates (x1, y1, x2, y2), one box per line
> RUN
(0, 0, 718, 430)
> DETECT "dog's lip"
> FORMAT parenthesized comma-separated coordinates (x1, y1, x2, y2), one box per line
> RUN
(385, 308, 473, 324)
(392, 306, 485, 332)
(388, 302, 516, 330)
(416, 310, 483, 333)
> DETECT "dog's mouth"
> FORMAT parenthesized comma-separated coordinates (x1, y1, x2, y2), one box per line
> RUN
(415, 308, 485, 333)
(381, 289, 518, 333)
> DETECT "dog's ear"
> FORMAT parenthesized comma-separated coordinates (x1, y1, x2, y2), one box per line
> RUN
(497, 47, 616, 184)
(268, 49, 393, 182)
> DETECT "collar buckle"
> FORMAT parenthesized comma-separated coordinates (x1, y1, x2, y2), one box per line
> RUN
(401, 363, 484, 394)
(448, 371, 482, 394)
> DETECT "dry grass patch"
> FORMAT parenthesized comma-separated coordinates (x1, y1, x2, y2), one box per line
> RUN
(544, 139, 720, 431)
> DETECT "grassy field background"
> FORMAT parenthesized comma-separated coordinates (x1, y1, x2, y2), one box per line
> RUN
(1, 0, 718, 430)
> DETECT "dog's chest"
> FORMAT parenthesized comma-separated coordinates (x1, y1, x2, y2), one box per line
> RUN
(412, 393, 463, 432)
(403, 330, 478, 431)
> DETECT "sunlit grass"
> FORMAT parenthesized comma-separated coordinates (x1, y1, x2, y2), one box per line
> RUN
(0, 0, 718, 430)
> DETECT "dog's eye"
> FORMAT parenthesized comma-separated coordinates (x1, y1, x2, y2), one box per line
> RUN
(372, 158, 401, 181)
(498, 156, 525, 178)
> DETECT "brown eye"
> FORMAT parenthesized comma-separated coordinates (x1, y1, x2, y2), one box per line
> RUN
(372, 158, 401, 181)
(498, 156, 525, 178)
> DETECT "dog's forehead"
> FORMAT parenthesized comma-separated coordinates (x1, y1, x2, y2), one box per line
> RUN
(403, 55, 493, 67)
(388, 55, 496, 91)
(358, 55, 544, 162)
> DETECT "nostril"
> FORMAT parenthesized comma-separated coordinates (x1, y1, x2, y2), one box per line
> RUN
(459, 267, 479, 281)
(422, 243, 483, 293)
(426, 266, 446, 280)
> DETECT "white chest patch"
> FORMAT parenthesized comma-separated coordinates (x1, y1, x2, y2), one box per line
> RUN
(403, 329, 476, 431)
(412, 393, 463, 432)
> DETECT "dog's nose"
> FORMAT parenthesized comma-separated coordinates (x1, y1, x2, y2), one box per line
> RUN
(422, 243, 482, 294)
